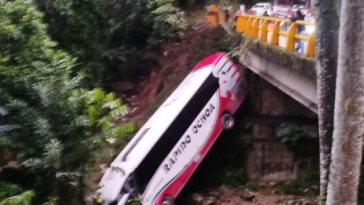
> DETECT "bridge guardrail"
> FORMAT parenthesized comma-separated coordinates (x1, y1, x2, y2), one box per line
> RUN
(236, 15, 315, 57)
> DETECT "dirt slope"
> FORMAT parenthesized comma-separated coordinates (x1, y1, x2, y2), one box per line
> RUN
(116, 21, 228, 127)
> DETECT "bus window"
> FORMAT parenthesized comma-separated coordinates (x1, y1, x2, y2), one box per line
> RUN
(133, 113, 191, 193)
(133, 73, 219, 193)
(182, 74, 219, 120)
(197, 74, 220, 102)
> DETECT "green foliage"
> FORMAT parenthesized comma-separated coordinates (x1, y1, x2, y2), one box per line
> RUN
(274, 167, 319, 196)
(34, 0, 187, 84)
(236, 120, 253, 147)
(0, 182, 24, 201)
(181, 0, 197, 7)
(219, 166, 246, 187)
(244, 181, 259, 191)
(148, 0, 187, 41)
(0, 0, 136, 204)
(214, 121, 254, 187)
(126, 199, 142, 205)
(42, 197, 57, 205)
(276, 122, 305, 145)
(0, 191, 35, 205)
(214, 33, 234, 52)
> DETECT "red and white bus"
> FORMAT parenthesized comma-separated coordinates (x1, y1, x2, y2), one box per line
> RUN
(97, 52, 249, 205)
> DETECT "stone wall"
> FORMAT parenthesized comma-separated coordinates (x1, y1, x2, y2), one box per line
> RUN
(242, 72, 319, 181)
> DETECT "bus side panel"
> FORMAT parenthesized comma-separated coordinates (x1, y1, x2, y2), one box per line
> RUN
(150, 91, 225, 205)
(142, 93, 220, 205)
(149, 55, 248, 205)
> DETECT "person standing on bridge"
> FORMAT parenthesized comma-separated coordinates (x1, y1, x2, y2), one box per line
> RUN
(290, 10, 305, 32)
(289, 10, 306, 53)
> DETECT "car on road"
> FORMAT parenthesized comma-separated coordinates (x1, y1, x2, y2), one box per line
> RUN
(251, 2, 273, 16)
(233, 2, 273, 21)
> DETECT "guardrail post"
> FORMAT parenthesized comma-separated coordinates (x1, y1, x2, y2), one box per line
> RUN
(305, 33, 315, 57)
(246, 17, 253, 36)
(234, 15, 316, 56)
(236, 16, 245, 33)
(241, 16, 247, 33)
(270, 20, 280, 45)
(252, 18, 259, 38)
(286, 23, 297, 51)
(259, 19, 269, 42)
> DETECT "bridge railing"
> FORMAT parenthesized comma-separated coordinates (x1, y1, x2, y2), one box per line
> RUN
(235, 15, 315, 57)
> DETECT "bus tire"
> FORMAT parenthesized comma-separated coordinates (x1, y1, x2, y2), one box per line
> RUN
(162, 196, 174, 205)
(221, 113, 234, 130)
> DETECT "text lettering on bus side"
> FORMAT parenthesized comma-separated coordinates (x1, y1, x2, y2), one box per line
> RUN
(163, 103, 215, 174)
(212, 59, 241, 100)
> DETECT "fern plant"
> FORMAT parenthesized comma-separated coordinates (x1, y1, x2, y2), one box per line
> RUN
(0, 191, 35, 205)
(147, 0, 187, 41)
(276, 122, 305, 145)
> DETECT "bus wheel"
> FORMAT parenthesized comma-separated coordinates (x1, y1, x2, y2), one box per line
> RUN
(221, 113, 234, 130)
(162, 196, 174, 205)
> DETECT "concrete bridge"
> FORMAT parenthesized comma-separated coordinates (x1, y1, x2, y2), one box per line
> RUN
(235, 15, 317, 114)
(230, 14, 321, 181)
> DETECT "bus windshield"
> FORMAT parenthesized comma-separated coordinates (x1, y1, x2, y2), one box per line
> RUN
(111, 174, 139, 204)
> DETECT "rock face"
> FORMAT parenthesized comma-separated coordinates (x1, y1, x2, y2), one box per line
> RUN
(190, 193, 218, 205)
(202, 196, 217, 205)
(208, 191, 220, 198)
(286, 199, 295, 205)
(217, 185, 234, 197)
(239, 189, 255, 201)
(244, 76, 319, 182)
(188, 185, 318, 205)
(190, 193, 204, 205)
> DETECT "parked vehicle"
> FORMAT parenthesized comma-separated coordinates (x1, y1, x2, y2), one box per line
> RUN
(272, 4, 291, 18)
(250, 2, 273, 16)
(233, 2, 273, 21)
(272, 0, 311, 18)
(96, 52, 249, 205)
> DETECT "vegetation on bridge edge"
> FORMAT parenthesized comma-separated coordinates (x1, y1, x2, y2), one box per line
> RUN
(240, 35, 316, 79)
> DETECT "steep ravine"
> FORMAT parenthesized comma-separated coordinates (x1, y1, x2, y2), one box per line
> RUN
(88, 20, 320, 205)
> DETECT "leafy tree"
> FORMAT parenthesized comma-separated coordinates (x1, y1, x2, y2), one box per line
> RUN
(0, 0, 135, 204)
(34, 0, 187, 85)
(147, 0, 187, 41)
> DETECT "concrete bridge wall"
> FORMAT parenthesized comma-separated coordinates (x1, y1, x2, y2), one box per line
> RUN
(242, 73, 318, 181)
